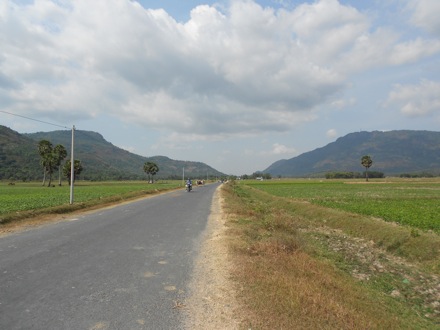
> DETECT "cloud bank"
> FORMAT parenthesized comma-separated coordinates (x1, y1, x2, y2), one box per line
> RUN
(386, 80, 440, 117)
(1, 0, 439, 142)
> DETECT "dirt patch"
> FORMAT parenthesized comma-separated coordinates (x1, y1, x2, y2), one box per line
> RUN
(0, 213, 73, 237)
(304, 226, 440, 321)
(0, 206, 117, 237)
(184, 185, 241, 329)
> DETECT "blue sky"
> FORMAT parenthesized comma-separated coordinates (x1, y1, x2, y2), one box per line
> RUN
(1, 0, 440, 175)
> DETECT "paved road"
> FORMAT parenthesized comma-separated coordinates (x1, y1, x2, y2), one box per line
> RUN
(0, 183, 220, 330)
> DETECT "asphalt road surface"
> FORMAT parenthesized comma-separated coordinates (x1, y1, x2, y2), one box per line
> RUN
(0, 183, 220, 330)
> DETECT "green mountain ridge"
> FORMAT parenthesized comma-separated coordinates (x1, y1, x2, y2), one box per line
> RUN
(0, 126, 41, 180)
(264, 130, 440, 177)
(0, 125, 225, 181)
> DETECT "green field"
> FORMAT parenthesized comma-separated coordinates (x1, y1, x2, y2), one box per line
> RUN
(244, 179, 440, 233)
(0, 181, 181, 222)
(225, 180, 440, 328)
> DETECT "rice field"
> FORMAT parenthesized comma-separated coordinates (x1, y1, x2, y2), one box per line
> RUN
(244, 179, 440, 233)
(0, 181, 181, 219)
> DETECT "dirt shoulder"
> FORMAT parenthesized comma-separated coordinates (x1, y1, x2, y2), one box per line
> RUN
(183, 185, 241, 329)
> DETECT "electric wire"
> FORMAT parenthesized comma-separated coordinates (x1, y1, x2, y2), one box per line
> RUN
(0, 110, 70, 129)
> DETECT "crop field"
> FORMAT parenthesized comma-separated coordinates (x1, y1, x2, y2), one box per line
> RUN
(226, 179, 440, 327)
(244, 179, 440, 233)
(0, 181, 181, 221)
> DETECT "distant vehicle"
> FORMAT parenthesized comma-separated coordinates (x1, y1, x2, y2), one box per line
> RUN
(185, 179, 192, 192)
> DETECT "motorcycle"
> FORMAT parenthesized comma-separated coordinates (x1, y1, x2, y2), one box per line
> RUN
(185, 183, 192, 192)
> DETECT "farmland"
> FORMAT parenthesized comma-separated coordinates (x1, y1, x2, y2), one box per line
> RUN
(0, 181, 181, 223)
(222, 179, 440, 328)
(244, 178, 440, 233)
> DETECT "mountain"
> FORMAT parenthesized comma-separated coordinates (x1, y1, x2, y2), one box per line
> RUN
(264, 130, 440, 177)
(0, 126, 41, 180)
(0, 125, 225, 181)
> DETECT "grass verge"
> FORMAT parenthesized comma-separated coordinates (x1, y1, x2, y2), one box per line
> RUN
(222, 182, 440, 329)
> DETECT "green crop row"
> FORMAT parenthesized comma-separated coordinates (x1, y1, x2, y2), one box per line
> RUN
(244, 179, 440, 233)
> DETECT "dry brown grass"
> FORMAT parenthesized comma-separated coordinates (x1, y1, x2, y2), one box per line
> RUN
(222, 182, 437, 329)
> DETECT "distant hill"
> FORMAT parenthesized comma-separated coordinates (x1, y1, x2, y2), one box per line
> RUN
(0, 125, 225, 181)
(264, 130, 440, 177)
(0, 126, 41, 180)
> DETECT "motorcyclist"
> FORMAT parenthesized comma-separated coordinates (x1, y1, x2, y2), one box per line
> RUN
(186, 178, 192, 191)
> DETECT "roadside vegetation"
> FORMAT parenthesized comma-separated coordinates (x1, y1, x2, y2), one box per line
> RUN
(0, 181, 181, 225)
(222, 179, 440, 329)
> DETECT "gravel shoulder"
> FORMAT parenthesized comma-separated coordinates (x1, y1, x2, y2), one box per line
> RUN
(183, 185, 241, 329)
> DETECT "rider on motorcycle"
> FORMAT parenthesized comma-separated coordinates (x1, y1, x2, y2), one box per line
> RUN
(186, 178, 192, 191)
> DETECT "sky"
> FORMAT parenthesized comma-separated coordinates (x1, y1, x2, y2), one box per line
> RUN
(1, 0, 440, 175)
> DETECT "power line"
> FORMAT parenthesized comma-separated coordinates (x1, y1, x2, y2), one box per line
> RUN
(0, 110, 69, 129)
(1, 109, 76, 204)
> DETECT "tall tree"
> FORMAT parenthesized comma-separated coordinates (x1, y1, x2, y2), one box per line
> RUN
(37, 140, 68, 187)
(143, 161, 159, 183)
(361, 155, 373, 182)
(63, 159, 83, 185)
(37, 140, 53, 186)
(53, 144, 67, 186)
(46, 152, 57, 187)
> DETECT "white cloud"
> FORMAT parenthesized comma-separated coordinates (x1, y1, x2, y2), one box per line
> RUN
(271, 143, 296, 155)
(330, 97, 356, 109)
(326, 129, 338, 138)
(289, 0, 370, 64)
(389, 38, 440, 65)
(385, 80, 440, 117)
(1, 0, 439, 140)
(409, 0, 440, 36)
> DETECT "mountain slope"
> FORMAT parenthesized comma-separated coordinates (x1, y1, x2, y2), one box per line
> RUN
(25, 129, 225, 180)
(0, 125, 225, 181)
(0, 126, 41, 180)
(264, 130, 440, 177)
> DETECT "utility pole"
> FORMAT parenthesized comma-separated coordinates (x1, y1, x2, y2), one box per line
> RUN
(69, 125, 75, 204)
(0, 110, 76, 204)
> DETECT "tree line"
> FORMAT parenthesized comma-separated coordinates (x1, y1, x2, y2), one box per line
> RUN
(325, 171, 384, 179)
(37, 140, 82, 186)
(37, 139, 161, 186)
(240, 172, 272, 180)
(325, 155, 379, 180)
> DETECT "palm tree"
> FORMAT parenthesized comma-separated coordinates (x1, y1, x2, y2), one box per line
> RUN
(143, 161, 159, 183)
(361, 155, 373, 182)
(53, 144, 67, 186)
(37, 140, 53, 186)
